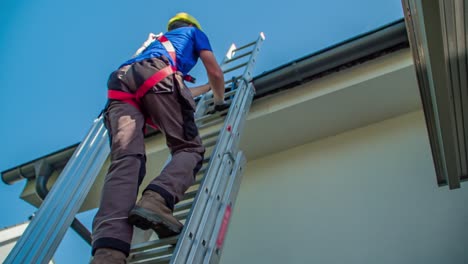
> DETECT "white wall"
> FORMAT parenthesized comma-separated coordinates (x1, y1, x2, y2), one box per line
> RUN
(220, 111, 468, 264)
(0, 222, 55, 264)
(0, 222, 29, 263)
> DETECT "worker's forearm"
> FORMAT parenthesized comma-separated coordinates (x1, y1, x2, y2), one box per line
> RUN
(189, 84, 211, 97)
(209, 75, 225, 104)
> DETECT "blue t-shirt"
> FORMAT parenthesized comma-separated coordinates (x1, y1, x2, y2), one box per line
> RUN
(121, 27, 212, 75)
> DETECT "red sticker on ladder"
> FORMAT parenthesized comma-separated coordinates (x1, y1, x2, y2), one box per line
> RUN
(216, 205, 232, 249)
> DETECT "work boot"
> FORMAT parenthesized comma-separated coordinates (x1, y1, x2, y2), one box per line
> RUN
(90, 248, 127, 264)
(128, 190, 183, 238)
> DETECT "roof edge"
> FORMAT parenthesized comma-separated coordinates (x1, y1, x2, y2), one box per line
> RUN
(1, 143, 78, 185)
(253, 18, 408, 97)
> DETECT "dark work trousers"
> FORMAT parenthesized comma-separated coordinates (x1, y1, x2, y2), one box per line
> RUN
(92, 58, 205, 256)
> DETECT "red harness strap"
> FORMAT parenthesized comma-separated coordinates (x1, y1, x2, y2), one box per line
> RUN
(107, 90, 141, 110)
(107, 35, 179, 129)
(135, 65, 177, 101)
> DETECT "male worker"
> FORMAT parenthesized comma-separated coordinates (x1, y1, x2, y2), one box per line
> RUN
(91, 12, 226, 263)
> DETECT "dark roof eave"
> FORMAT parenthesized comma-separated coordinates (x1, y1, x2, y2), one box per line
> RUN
(1, 143, 79, 185)
(253, 18, 407, 97)
(1, 18, 408, 185)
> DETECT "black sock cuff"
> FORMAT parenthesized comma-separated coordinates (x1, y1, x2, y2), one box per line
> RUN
(92, 237, 130, 257)
(145, 184, 175, 211)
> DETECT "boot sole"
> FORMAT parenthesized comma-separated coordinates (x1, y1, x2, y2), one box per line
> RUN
(129, 206, 182, 239)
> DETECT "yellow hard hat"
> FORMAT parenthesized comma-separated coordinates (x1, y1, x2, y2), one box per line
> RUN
(167, 12, 202, 31)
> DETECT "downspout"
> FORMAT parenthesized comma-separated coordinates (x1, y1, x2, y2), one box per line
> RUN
(34, 160, 92, 245)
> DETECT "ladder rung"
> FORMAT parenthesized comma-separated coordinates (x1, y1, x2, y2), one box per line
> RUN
(224, 51, 252, 64)
(174, 189, 198, 209)
(174, 210, 189, 221)
(129, 245, 174, 263)
(196, 109, 228, 124)
(194, 175, 203, 185)
(182, 190, 198, 200)
(198, 116, 226, 130)
(225, 75, 241, 85)
(223, 62, 248, 74)
(201, 130, 220, 141)
(174, 175, 206, 212)
(204, 90, 237, 105)
(205, 98, 233, 114)
(197, 166, 207, 176)
(178, 194, 196, 205)
(131, 236, 179, 253)
(206, 97, 234, 110)
(203, 138, 217, 148)
(192, 175, 204, 187)
(174, 200, 193, 212)
(233, 40, 256, 52)
(225, 89, 237, 98)
(130, 254, 172, 264)
(203, 155, 211, 164)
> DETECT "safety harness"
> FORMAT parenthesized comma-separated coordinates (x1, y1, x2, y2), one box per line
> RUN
(107, 35, 197, 130)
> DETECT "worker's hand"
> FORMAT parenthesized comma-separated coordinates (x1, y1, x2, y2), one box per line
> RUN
(207, 100, 230, 115)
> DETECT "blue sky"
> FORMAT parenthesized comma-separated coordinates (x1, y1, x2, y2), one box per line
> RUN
(0, 0, 403, 262)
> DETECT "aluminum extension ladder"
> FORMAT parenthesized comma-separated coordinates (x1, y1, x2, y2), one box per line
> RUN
(4, 32, 265, 264)
(128, 33, 265, 264)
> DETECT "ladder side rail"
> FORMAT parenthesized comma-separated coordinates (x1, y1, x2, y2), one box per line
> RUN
(38, 128, 110, 262)
(33, 121, 109, 263)
(187, 34, 263, 263)
(203, 152, 246, 264)
(169, 131, 229, 263)
(223, 83, 256, 155)
(5, 117, 104, 263)
(5, 117, 110, 264)
(191, 79, 250, 201)
(171, 34, 264, 264)
(12, 117, 103, 255)
(186, 82, 255, 262)
(170, 77, 251, 263)
(240, 32, 265, 84)
(185, 154, 235, 263)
